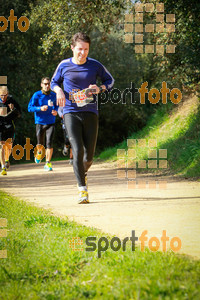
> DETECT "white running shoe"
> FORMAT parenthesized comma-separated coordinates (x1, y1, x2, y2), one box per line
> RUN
(78, 190, 89, 204)
(44, 162, 53, 171)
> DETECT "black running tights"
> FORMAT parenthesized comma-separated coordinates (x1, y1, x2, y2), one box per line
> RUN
(64, 112, 98, 186)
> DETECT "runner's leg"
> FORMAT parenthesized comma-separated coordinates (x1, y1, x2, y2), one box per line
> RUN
(64, 113, 85, 186)
(0, 141, 6, 167)
(5, 138, 13, 162)
(45, 124, 55, 162)
(62, 122, 70, 156)
(0, 129, 14, 171)
(82, 112, 98, 173)
(64, 112, 98, 187)
(36, 124, 45, 154)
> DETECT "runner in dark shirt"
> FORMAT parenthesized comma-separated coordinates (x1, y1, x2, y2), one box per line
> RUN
(0, 86, 21, 175)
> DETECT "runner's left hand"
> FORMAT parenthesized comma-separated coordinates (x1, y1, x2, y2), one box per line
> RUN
(52, 110, 58, 116)
(88, 84, 100, 94)
(8, 103, 14, 110)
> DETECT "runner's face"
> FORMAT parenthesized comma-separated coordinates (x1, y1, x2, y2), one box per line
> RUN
(0, 92, 8, 103)
(41, 80, 50, 93)
(71, 41, 89, 64)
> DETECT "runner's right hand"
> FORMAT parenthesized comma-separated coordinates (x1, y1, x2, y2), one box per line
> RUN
(54, 87, 66, 107)
(41, 105, 48, 111)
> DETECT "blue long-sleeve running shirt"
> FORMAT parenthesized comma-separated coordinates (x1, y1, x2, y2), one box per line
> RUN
(28, 91, 58, 125)
(51, 57, 114, 115)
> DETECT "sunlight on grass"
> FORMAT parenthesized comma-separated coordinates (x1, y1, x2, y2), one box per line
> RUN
(99, 95, 200, 177)
(0, 191, 200, 299)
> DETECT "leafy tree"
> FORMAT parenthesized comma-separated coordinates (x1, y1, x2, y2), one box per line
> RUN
(29, 0, 125, 54)
(133, 0, 200, 91)
(2, 0, 198, 156)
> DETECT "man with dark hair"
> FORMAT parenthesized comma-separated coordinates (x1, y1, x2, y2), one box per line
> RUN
(0, 86, 21, 175)
(51, 32, 114, 203)
(28, 77, 58, 171)
(71, 32, 91, 47)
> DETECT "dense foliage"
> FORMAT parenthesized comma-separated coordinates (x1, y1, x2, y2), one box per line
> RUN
(0, 0, 199, 157)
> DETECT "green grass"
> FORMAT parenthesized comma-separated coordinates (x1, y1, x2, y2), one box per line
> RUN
(0, 191, 200, 299)
(98, 95, 200, 178)
(9, 150, 70, 165)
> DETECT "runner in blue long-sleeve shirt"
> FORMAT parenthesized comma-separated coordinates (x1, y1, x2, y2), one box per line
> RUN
(51, 32, 114, 203)
(28, 77, 58, 171)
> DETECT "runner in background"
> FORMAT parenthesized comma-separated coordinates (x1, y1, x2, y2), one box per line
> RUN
(58, 107, 73, 164)
(0, 86, 21, 175)
(28, 77, 58, 171)
(51, 32, 114, 203)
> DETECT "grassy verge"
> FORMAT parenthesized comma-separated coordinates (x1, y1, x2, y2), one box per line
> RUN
(98, 94, 200, 178)
(9, 151, 70, 166)
(0, 191, 200, 299)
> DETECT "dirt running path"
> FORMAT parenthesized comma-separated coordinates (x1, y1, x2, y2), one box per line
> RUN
(0, 161, 200, 259)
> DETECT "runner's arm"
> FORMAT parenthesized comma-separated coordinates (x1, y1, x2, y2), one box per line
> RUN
(1, 108, 20, 122)
(88, 84, 107, 94)
(51, 64, 66, 106)
(4, 96, 21, 121)
(28, 93, 47, 112)
(9, 97, 22, 118)
(97, 63, 115, 91)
